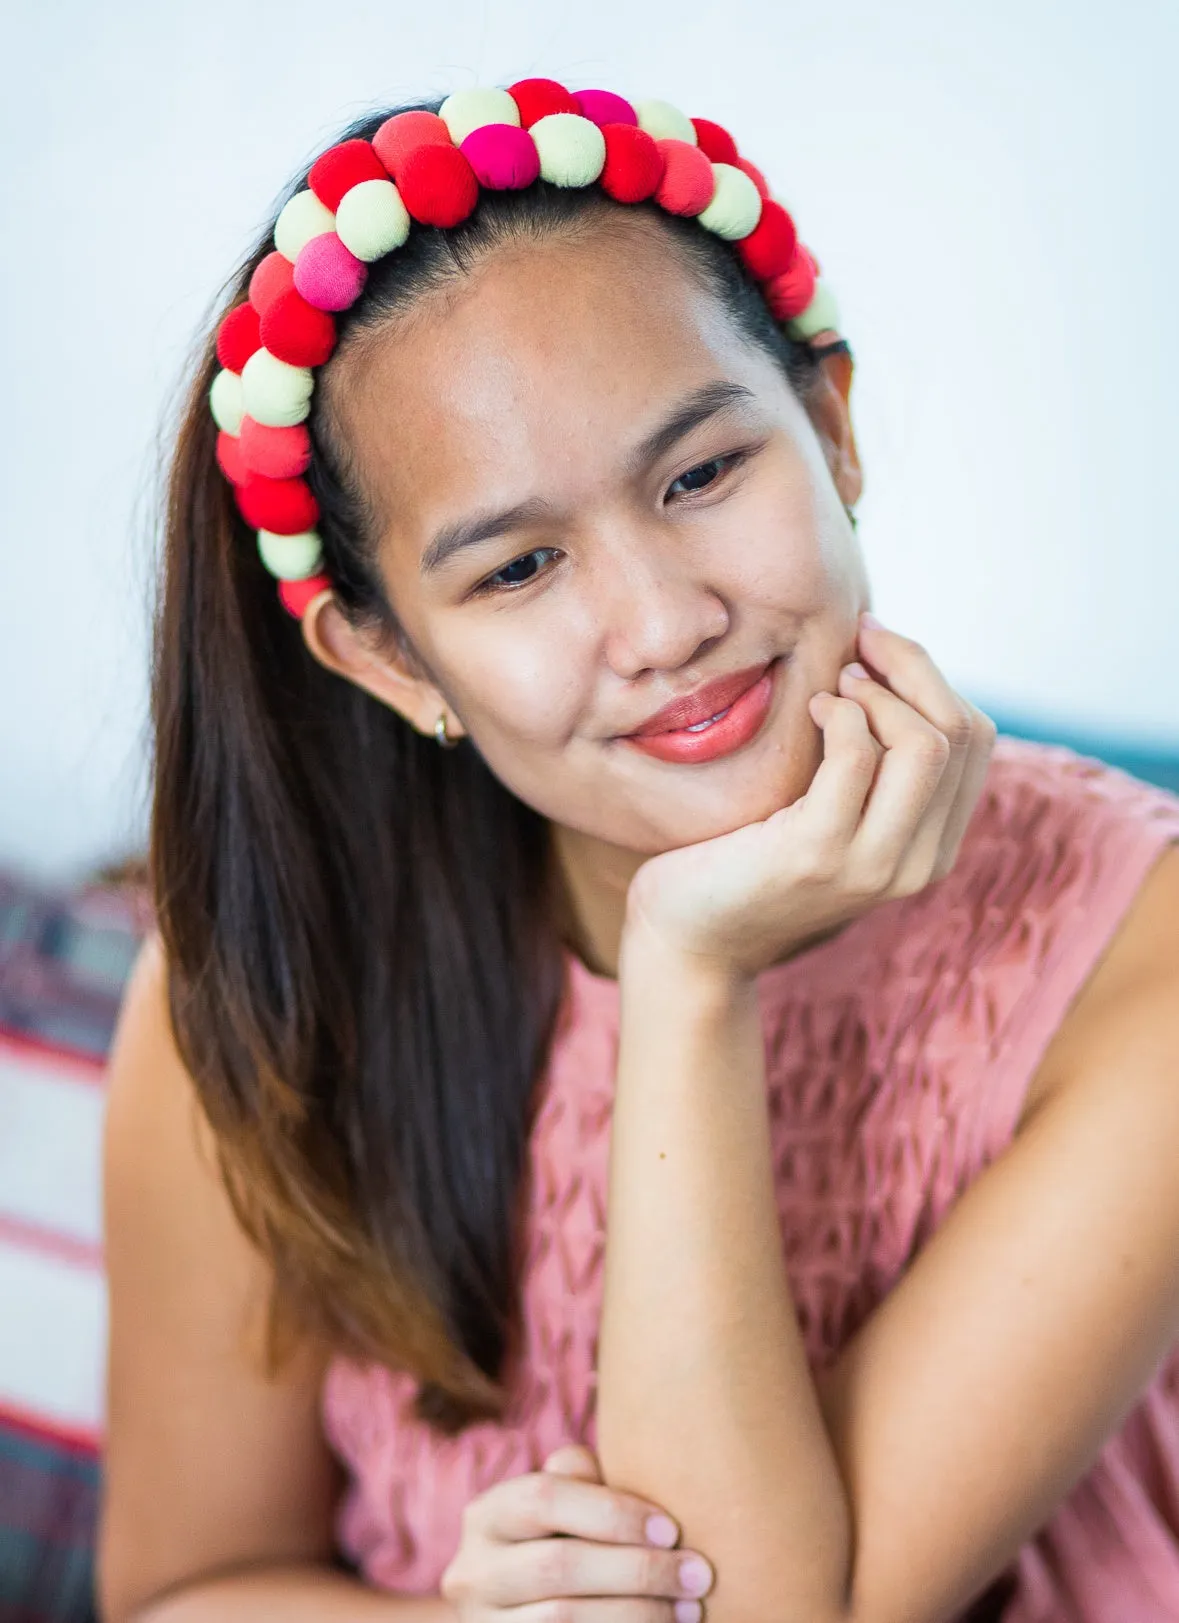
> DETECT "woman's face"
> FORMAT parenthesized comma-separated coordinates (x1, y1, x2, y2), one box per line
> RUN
(313, 212, 868, 936)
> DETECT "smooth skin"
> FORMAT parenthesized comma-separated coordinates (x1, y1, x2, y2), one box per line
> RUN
(98, 211, 1179, 1622)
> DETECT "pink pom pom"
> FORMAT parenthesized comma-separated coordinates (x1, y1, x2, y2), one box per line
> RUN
(372, 110, 452, 179)
(460, 123, 540, 189)
(239, 416, 313, 480)
(216, 431, 248, 485)
(574, 88, 637, 127)
(249, 251, 296, 315)
(278, 573, 332, 618)
(294, 234, 368, 312)
(653, 139, 715, 216)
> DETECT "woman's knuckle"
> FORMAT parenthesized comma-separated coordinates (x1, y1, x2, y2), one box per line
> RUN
(534, 1537, 572, 1591)
(851, 858, 894, 898)
(526, 1471, 558, 1520)
(911, 728, 950, 770)
(940, 706, 974, 750)
(635, 1545, 669, 1593)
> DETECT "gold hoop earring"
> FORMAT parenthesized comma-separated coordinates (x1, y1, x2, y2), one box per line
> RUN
(434, 711, 459, 748)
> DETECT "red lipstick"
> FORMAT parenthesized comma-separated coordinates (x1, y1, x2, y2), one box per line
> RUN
(620, 658, 781, 764)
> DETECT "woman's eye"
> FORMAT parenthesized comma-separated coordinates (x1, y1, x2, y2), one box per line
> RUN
(666, 452, 743, 499)
(480, 547, 560, 594)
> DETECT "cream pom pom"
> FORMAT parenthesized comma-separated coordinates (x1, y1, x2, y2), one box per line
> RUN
(529, 113, 606, 186)
(257, 529, 325, 581)
(209, 368, 244, 435)
(240, 348, 315, 428)
(335, 179, 411, 261)
(786, 279, 841, 340)
(439, 86, 521, 145)
(274, 189, 336, 263)
(696, 163, 763, 240)
(634, 98, 697, 145)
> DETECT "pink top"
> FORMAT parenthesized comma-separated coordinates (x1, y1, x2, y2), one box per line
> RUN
(322, 738, 1179, 1622)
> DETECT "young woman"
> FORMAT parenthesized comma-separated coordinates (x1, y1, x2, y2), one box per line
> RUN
(96, 80, 1179, 1623)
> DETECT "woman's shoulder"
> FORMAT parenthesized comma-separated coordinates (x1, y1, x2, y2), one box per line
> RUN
(933, 735, 1179, 1149)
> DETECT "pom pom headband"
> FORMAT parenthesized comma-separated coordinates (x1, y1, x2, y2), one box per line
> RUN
(209, 79, 844, 620)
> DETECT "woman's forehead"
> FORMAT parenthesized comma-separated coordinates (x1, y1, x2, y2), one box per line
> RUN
(334, 220, 775, 532)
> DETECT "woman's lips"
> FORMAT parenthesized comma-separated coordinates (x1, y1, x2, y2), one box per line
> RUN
(619, 657, 783, 764)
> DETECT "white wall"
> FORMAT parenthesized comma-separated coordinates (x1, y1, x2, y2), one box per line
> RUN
(2, 0, 1176, 879)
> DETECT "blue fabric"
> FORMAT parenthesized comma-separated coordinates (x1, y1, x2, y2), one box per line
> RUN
(0, 1419, 98, 1623)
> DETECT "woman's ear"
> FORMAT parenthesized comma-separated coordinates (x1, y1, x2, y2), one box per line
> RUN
(805, 346, 863, 511)
(299, 590, 466, 742)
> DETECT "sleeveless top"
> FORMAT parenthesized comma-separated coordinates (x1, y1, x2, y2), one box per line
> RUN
(321, 738, 1179, 1622)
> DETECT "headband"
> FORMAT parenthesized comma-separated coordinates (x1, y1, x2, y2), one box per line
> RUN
(207, 79, 843, 620)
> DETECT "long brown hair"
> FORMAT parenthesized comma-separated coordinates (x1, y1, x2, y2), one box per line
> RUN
(150, 95, 822, 1435)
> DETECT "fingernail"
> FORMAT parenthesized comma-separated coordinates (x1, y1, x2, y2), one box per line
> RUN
(860, 610, 884, 629)
(678, 1555, 713, 1597)
(842, 662, 870, 681)
(645, 1513, 678, 1547)
(675, 1603, 704, 1623)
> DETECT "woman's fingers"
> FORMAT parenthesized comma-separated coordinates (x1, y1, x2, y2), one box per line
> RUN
(480, 1534, 715, 1607)
(798, 690, 882, 849)
(470, 1467, 679, 1549)
(822, 667, 951, 885)
(841, 617, 996, 886)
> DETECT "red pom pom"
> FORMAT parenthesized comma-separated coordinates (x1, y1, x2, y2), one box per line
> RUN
(309, 138, 388, 210)
(216, 302, 261, 372)
(653, 139, 715, 216)
(216, 431, 248, 485)
(239, 417, 312, 480)
(372, 110, 451, 180)
(235, 475, 319, 536)
(260, 288, 337, 368)
(690, 117, 739, 165)
(599, 123, 664, 203)
(397, 142, 479, 227)
(249, 251, 295, 315)
(278, 573, 332, 618)
(735, 156, 769, 199)
(508, 76, 579, 127)
(762, 246, 816, 320)
(737, 199, 798, 280)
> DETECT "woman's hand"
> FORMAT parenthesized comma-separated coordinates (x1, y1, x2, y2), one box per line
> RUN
(622, 614, 998, 982)
(439, 1443, 715, 1621)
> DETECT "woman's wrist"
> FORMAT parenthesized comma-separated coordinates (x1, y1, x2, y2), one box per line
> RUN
(618, 902, 760, 1014)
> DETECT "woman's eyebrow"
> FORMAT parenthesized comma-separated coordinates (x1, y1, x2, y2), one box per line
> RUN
(419, 379, 758, 579)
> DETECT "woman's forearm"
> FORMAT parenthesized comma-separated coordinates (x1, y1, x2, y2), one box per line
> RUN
(127, 1564, 452, 1623)
(594, 927, 852, 1623)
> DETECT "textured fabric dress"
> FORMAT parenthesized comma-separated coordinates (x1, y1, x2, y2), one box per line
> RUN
(322, 738, 1179, 1621)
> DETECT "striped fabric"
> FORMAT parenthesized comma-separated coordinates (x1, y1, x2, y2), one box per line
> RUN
(0, 1030, 105, 1623)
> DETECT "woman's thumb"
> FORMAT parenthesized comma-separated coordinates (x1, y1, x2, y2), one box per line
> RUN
(541, 1443, 602, 1480)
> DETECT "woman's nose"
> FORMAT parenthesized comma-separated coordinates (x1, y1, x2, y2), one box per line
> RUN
(590, 530, 732, 678)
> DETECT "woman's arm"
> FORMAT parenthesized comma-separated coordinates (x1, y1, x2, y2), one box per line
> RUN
(97, 937, 452, 1623)
(594, 843, 1179, 1623)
